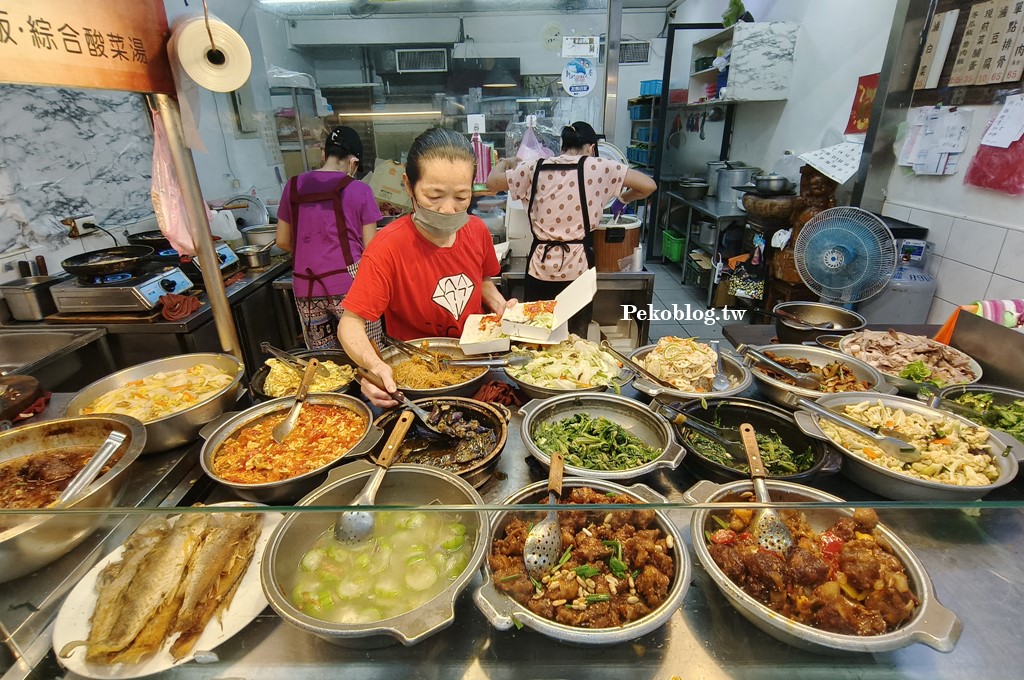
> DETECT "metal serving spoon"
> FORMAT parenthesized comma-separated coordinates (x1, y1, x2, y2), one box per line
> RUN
(53, 430, 127, 507)
(739, 345, 821, 391)
(710, 340, 730, 392)
(334, 410, 415, 543)
(740, 422, 793, 553)
(524, 451, 564, 580)
(272, 358, 320, 444)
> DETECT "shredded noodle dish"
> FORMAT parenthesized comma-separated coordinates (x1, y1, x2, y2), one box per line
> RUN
(79, 364, 235, 422)
(640, 336, 720, 393)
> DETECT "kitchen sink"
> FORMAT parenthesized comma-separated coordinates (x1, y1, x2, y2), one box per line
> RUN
(0, 327, 111, 390)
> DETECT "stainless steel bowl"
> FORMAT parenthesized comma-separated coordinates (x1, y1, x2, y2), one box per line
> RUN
(235, 244, 271, 269)
(751, 173, 793, 193)
(200, 394, 384, 503)
(930, 383, 1024, 460)
(261, 461, 488, 647)
(65, 353, 244, 454)
(240, 224, 276, 247)
(746, 343, 896, 409)
(0, 415, 146, 583)
(678, 182, 709, 201)
(773, 302, 866, 344)
(684, 478, 962, 653)
(628, 343, 752, 402)
(382, 337, 489, 398)
(839, 332, 983, 395)
(519, 393, 684, 481)
(503, 346, 633, 401)
(663, 397, 840, 484)
(474, 478, 690, 645)
(794, 392, 1019, 500)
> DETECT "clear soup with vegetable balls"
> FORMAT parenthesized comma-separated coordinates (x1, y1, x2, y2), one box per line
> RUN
(290, 511, 471, 623)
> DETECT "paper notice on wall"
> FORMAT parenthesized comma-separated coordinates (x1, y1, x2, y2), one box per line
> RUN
(981, 94, 1024, 147)
(897, 106, 972, 175)
(798, 142, 863, 184)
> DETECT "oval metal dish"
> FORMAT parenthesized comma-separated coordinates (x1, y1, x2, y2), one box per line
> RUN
(628, 343, 752, 402)
(382, 337, 489, 398)
(685, 478, 962, 654)
(838, 333, 983, 395)
(519, 393, 684, 481)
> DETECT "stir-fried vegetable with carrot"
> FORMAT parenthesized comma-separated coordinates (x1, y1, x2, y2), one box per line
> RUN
(78, 364, 235, 422)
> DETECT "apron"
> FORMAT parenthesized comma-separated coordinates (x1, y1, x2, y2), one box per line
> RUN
(288, 174, 357, 300)
(526, 157, 595, 277)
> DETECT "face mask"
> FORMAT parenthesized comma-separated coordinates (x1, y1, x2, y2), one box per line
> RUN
(412, 203, 468, 237)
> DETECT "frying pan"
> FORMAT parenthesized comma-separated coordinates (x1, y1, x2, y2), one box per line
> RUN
(127, 230, 172, 251)
(61, 245, 154, 277)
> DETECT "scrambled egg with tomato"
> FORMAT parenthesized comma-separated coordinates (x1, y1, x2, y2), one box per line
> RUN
(79, 364, 235, 423)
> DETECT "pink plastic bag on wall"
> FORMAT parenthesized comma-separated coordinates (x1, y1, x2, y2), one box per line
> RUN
(150, 109, 205, 256)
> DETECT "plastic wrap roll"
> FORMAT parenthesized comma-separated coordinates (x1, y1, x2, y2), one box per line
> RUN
(168, 15, 251, 93)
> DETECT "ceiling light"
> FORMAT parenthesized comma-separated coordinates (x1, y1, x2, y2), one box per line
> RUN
(484, 63, 517, 88)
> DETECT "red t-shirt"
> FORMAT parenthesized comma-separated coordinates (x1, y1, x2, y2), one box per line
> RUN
(342, 215, 501, 340)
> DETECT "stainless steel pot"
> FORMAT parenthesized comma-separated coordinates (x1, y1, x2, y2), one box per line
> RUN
(0, 415, 147, 583)
(684, 478, 962, 653)
(706, 160, 741, 196)
(474, 478, 690, 645)
(65, 353, 244, 454)
(746, 343, 896, 409)
(234, 244, 271, 269)
(200, 393, 383, 503)
(793, 392, 1019, 500)
(628, 343, 752, 402)
(838, 332, 983, 395)
(381, 337, 489, 399)
(518, 393, 684, 481)
(261, 461, 488, 647)
(774, 302, 866, 344)
(715, 165, 757, 204)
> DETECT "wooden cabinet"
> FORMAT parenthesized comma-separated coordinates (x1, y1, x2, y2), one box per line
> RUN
(687, 22, 799, 104)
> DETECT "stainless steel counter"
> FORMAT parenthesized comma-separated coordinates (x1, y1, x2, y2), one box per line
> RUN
(5, 382, 1024, 679)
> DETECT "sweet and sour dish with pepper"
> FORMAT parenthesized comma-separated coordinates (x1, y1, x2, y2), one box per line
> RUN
(489, 487, 675, 628)
(706, 506, 919, 635)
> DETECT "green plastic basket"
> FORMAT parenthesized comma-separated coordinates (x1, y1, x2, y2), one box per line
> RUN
(663, 230, 685, 262)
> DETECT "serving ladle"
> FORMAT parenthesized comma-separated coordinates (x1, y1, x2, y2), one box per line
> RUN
(524, 450, 564, 580)
(709, 340, 730, 392)
(334, 409, 415, 543)
(271, 358, 320, 444)
(740, 422, 793, 553)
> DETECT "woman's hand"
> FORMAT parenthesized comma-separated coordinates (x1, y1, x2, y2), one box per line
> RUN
(359, 360, 400, 408)
(497, 297, 518, 320)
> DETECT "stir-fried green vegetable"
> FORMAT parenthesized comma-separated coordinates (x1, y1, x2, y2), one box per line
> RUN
(688, 430, 813, 475)
(533, 413, 662, 470)
(952, 392, 1024, 441)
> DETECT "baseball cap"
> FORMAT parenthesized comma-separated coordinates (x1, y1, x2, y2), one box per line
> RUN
(325, 126, 363, 159)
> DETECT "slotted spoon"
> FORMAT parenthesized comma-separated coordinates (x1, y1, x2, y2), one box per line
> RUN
(524, 451, 564, 579)
(334, 409, 415, 543)
(740, 422, 793, 553)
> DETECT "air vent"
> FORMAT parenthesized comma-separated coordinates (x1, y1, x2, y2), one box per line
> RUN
(619, 41, 651, 65)
(396, 48, 448, 73)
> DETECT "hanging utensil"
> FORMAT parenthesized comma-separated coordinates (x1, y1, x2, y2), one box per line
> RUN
(333, 410, 415, 543)
(655, 400, 746, 462)
(523, 451, 564, 579)
(261, 342, 329, 378)
(355, 367, 447, 435)
(738, 345, 821, 391)
(740, 423, 793, 553)
(272, 359, 320, 444)
(699, 111, 708, 140)
(52, 430, 127, 507)
(796, 398, 921, 463)
(710, 340, 730, 392)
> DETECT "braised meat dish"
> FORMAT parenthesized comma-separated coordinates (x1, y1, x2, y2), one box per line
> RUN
(489, 487, 675, 628)
(707, 507, 919, 635)
(0, 447, 121, 509)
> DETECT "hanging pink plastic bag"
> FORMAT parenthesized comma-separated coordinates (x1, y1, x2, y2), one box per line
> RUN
(516, 126, 554, 163)
(151, 109, 206, 256)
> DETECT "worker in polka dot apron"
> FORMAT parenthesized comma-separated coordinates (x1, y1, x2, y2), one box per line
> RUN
(488, 122, 656, 336)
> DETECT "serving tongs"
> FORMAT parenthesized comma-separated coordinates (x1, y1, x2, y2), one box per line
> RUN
(440, 353, 532, 369)
(599, 340, 674, 389)
(654, 400, 746, 462)
(356, 366, 447, 436)
(260, 341, 329, 378)
(738, 344, 820, 391)
(52, 430, 127, 508)
(796, 397, 921, 463)
(386, 335, 441, 371)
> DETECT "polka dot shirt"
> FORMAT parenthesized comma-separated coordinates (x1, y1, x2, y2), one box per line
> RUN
(507, 154, 628, 281)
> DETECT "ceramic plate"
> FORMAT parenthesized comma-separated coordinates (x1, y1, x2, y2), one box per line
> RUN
(52, 503, 282, 679)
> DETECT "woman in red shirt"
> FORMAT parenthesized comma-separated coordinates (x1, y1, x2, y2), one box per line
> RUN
(341, 127, 514, 407)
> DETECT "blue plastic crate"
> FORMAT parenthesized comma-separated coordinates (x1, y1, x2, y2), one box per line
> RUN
(640, 80, 663, 96)
(635, 126, 650, 142)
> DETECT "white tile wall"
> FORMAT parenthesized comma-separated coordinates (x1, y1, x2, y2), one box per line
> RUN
(944, 218, 1007, 271)
(995, 230, 1024, 283)
(884, 201, 1024, 324)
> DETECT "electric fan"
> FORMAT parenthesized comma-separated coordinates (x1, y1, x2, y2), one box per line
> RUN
(793, 207, 898, 306)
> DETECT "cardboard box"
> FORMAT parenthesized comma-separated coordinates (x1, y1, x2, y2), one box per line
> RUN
(367, 159, 412, 210)
(459, 313, 511, 355)
(501, 268, 597, 344)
